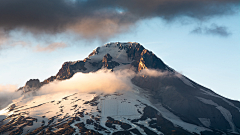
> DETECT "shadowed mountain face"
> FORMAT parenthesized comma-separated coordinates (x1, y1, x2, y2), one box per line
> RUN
(3, 42, 240, 135)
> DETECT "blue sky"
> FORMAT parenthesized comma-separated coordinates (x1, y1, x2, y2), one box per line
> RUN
(0, 0, 239, 100)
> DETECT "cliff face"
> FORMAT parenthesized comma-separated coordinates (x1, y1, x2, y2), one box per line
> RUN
(56, 61, 87, 80)
(125, 44, 170, 72)
(18, 79, 42, 93)
(102, 53, 120, 69)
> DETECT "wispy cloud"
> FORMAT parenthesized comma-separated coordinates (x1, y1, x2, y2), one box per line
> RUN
(191, 24, 232, 37)
(35, 42, 67, 52)
(0, 84, 21, 109)
(0, 30, 30, 51)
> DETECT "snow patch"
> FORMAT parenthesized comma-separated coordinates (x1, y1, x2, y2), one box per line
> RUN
(200, 89, 240, 113)
(198, 118, 211, 127)
(197, 97, 236, 132)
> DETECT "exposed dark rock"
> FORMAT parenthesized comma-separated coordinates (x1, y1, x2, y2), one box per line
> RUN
(8, 104, 16, 112)
(138, 49, 168, 71)
(84, 96, 100, 106)
(41, 76, 56, 85)
(102, 53, 120, 69)
(18, 79, 42, 93)
(0, 116, 37, 135)
(88, 47, 100, 57)
(102, 53, 112, 62)
(125, 43, 171, 72)
(86, 119, 94, 124)
(113, 131, 132, 135)
(135, 123, 158, 135)
(56, 61, 87, 80)
(75, 122, 102, 135)
(89, 61, 103, 69)
(129, 128, 142, 135)
(106, 117, 132, 130)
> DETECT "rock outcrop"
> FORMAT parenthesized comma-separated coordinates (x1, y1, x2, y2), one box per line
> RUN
(102, 53, 120, 69)
(18, 79, 42, 93)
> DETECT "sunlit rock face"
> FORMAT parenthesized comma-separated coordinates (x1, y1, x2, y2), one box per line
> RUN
(9, 42, 240, 135)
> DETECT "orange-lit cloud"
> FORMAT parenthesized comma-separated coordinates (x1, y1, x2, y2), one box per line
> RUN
(0, 0, 238, 41)
(35, 42, 67, 52)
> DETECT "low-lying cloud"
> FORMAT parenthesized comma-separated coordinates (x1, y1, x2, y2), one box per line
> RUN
(38, 69, 136, 95)
(0, 85, 21, 109)
(138, 69, 170, 77)
(0, 69, 183, 110)
(38, 69, 179, 96)
(0, 0, 238, 43)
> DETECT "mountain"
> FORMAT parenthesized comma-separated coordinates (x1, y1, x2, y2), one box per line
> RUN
(1, 42, 240, 135)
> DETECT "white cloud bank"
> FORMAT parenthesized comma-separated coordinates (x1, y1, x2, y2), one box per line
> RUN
(0, 69, 177, 109)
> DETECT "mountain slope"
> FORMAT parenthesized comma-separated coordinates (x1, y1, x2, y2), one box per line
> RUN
(1, 42, 240, 135)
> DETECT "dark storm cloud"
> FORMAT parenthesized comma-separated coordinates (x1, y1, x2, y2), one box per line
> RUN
(0, 0, 239, 39)
(191, 24, 232, 37)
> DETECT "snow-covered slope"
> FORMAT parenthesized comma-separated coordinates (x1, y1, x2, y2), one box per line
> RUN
(0, 85, 209, 135)
(1, 42, 240, 135)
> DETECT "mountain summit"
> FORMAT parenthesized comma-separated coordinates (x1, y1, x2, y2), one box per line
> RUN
(1, 42, 240, 135)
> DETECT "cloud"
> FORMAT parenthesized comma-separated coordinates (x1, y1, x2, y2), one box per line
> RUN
(0, 69, 181, 110)
(138, 69, 169, 77)
(191, 24, 232, 37)
(0, 0, 238, 41)
(35, 42, 67, 52)
(205, 24, 232, 37)
(0, 85, 21, 109)
(0, 30, 30, 51)
(33, 69, 176, 96)
(0, 30, 9, 48)
(38, 69, 136, 95)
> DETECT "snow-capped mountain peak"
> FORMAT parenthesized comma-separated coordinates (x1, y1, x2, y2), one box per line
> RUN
(1, 42, 240, 135)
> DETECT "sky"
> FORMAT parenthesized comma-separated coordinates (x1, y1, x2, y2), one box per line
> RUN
(0, 0, 239, 100)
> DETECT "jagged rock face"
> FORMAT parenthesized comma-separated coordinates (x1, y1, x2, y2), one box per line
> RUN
(41, 76, 56, 85)
(55, 61, 87, 80)
(18, 79, 42, 93)
(102, 53, 112, 62)
(138, 49, 168, 72)
(126, 43, 144, 61)
(124, 43, 170, 72)
(25, 79, 41, 88)
(102, 53, 120, 69)
(88, 47, 100, 57)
